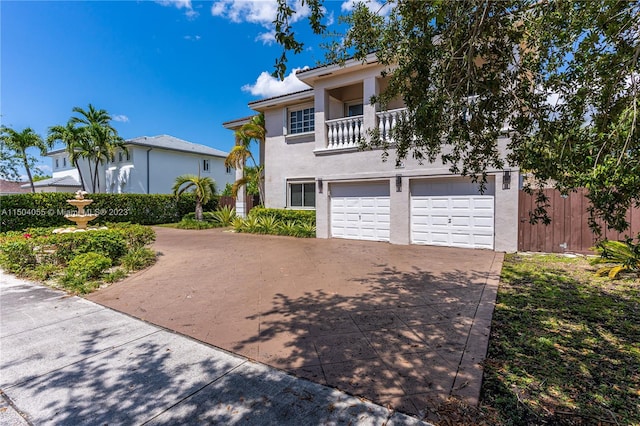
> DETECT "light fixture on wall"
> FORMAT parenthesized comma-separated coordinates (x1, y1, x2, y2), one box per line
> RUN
(502, 170, 511, 190)
(396, 174, 402, 192)
(317, 178, 323, 194)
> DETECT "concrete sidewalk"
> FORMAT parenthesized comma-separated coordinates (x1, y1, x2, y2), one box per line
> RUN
(0, 274, 429, 425)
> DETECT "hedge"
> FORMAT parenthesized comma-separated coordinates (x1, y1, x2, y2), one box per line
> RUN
(248, 207, 316, 226)
(0, 193, 217, 232)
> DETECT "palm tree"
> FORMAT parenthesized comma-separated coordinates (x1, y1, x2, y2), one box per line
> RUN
(172, 174, 217, 221)
(70, 104, 125, 192)
(0, 126, 49, 193)
(225, 113, 266, 205)
(47, 121, 89, 191)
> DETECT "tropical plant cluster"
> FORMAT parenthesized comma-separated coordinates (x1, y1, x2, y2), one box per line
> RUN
(231, 208, 316, 238)
(0, 224, 156, 293)
(592, 236, 640, 279)
(0, 192, 216, 232)
(177, 205, 237, 229)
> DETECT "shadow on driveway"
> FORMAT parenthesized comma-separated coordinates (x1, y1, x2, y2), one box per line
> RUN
(88, 227, 503, 419)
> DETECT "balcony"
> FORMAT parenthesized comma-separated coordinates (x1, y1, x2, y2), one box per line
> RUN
(324, 107, 407, 150)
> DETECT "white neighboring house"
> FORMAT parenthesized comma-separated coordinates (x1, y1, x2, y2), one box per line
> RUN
(41, 135, 234, 194)
(229, 55, 520, 252)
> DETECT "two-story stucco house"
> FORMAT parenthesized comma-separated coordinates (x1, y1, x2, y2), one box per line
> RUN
(42, 135, 234, 194)
(235, 56, 520, 252)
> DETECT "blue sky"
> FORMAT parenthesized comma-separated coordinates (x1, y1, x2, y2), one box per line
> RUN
(1, 0, 377, 177)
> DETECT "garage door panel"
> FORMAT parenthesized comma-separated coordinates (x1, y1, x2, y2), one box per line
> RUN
(411, 194, 494, 249)
(331, 182, 390, 242)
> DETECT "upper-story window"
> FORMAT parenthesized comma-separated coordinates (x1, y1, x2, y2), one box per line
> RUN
(203, 159, 210, 172)
(62, 157, 67, 167)
(126, 150, 131, 161)
(346, 102, 363, 117)
(118, 151, 123, 162)
(226, 165, 232, 175)
(55, 158, 59, 169)
(289, 106, 315, 134)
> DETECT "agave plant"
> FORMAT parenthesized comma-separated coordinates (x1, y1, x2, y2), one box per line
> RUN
(278, 220, 299, 236)
(211, 206, 236, 227)
(592, 238, 640, 279)
(257, 215, 279, 234)
(231, 217, 246, 232)
(294, 223, 316, 238)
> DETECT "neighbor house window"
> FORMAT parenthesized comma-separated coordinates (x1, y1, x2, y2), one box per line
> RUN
(203, 159, 210, 172)
(226, 166, 232, 174)
(290, 182, 315, 208)
(62, 157, 67, 167)
(55, 158, 59, 169)
(289, 107, 315, 134)
(118, 151, 123, 162)
(126, 151, 131, 161)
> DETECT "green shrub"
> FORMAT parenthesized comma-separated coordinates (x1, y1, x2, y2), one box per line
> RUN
(51, 231, 127, 264)
(176, 218, 217, 229)
(107, 223, 156, 248)
(249, 207, 315, 226)
(0, 193, 218, 231)
(62, 252, 112, 293)
(121, 248, 156, 272)
(27, 263, 61, 281)
(0, 239, 36, 274)
(182, 211, 216, 222)
(103, 268, 127, 283)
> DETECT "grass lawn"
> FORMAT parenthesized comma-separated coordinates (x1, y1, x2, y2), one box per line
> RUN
(480, 254, 639, 425)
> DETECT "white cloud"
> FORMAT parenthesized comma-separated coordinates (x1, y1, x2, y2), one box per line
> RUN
(341, 0, 391, 15)
(184, 35, 201, 41)
(255, 30, 276, 45)
(211, 0, 310, 26)
(156, 0, 198, 18)
(112, 115, 129, 123)
(242, 67, 311, 98)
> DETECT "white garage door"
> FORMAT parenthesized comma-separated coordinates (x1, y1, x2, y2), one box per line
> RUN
(411, 179, 495, 249)
(331, 182, 390, 242)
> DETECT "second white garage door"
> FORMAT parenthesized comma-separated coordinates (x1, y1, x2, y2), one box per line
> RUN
(330, 182, 390, 242)
(411, 178, 495, 249)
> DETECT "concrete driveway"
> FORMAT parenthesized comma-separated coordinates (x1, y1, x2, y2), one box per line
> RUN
(88, 227, 503, 419)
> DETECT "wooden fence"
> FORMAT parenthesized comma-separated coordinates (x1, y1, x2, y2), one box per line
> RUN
(219, 195, 260, 214)
(518, 188, 640, 254)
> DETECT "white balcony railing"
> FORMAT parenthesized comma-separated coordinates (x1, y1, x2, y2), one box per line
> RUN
(326, 115, 363, 149)
(376, 108, 407, 143)
(324, 108, 408, 150)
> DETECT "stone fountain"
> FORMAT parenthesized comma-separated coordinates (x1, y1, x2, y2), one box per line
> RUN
(53, 190, 105, 234)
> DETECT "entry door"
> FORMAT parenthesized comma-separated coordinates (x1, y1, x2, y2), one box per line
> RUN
(330, 182, 390, 242)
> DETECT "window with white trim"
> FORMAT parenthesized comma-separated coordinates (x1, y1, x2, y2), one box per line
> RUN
(289, 106, 315, 134)
(289, 182, 315, 208)
(203, 159, 210, 172)
(55, 158, 59, 169)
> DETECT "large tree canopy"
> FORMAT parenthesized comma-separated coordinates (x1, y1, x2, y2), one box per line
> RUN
(273, 0, 639, 235)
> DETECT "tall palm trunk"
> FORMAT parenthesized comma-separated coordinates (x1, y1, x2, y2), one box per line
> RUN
(22, 151, 35, 193)
(73, 159, 86, 191)
(195, 201, 203, 221)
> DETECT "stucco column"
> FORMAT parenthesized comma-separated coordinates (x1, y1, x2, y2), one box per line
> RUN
(315, 178, 329, 239)
(390, 175, 410, 244)
(494, 169, 519, 252)
(315, 88, 328, 150)
(363, 76, 378, 143)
